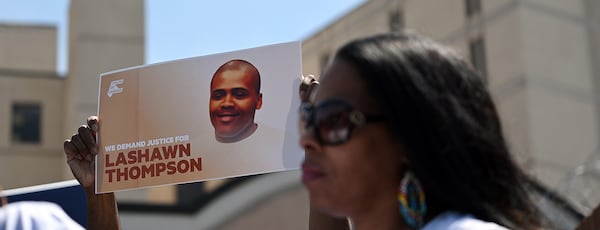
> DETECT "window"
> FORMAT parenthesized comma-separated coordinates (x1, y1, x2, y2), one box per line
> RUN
(12, 103, 41, 144)
(469, 37, 488, 81)
(388, 9, 404, 32)
(465, 0, 481, 17)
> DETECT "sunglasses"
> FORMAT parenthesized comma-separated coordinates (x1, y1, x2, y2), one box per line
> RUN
(299, 99, 385, 145)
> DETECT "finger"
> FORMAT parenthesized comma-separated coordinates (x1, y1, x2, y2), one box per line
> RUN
(300, 76, 311, 91)
(300, 84, 319, 103)
(299, 75, 310, 92)
(70, 134, 90, 161)
(300, 75, 311, 101)
(302, 74, 316, 84)
(299, 85, 309, 101)
(78, 125, 98, 156)
(307, 81, 319, 93)
(64, 140, 82, 161)
(64, 140, 83, 161)
(87, 116, 98, 131)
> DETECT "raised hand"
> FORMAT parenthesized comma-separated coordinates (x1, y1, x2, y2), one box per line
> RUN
(300, 74, 319, 103)
(64, 116, 99, 190)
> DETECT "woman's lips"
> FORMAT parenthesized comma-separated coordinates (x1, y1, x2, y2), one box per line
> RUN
(301, 161, 325, 184)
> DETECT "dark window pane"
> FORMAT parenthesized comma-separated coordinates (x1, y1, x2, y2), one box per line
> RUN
(12, 103, 41, 143)
(469, 37, 488, 81)
(465, 0, 481, 17)
(320, 52, 330, 73)
(389, 10, 404, 32)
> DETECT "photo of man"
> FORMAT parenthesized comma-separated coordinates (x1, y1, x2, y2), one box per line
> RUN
(209, 59, 262, 143)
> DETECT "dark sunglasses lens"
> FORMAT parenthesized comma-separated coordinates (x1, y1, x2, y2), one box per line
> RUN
(315, 105, 354, 145)
(299, 103, 313, 134)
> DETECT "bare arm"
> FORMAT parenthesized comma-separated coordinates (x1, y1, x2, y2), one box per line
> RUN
(85, 189, 120, 230)
(64, 116, 121, 230)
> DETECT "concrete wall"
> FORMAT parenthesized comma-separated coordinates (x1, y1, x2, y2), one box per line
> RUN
(218, 184, 309, 230)
(65, 0, 145, 139)
(302, 0, 403, 77)
(517, 0, 598, 186)
(302, 0, 600, 193)
(0, 24, 56, 72)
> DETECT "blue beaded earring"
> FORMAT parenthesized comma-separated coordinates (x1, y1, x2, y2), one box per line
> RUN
(398, 172, 427, 229)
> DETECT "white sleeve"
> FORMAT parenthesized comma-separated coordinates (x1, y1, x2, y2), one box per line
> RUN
(0, 201, 84, 230)
(423, 212, 509, 230)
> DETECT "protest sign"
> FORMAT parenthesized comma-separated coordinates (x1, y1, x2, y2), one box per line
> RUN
(96, 42, 303, 193)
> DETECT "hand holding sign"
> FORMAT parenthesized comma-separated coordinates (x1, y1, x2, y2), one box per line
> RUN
(64, 116, 99, 191)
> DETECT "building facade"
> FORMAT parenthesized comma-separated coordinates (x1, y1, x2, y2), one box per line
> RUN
(0, 23, 66, 189)
(302, 0, 600, 216)
(303, 0, 600, 200)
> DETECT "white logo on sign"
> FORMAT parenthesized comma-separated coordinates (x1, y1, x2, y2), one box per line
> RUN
(108, 79, 124, 97)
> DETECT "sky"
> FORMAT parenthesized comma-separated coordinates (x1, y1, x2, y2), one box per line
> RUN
(0, 0, 365, 75)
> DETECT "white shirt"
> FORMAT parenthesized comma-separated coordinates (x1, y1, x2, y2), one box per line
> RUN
(197, 122, 302, 178)
(422, 212, 509, 230)
(0, 201, 84, 230)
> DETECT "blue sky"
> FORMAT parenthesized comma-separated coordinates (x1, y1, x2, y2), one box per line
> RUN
(0, 0, 365, 74)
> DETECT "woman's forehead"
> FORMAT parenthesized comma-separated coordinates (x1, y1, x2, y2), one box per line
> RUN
(315, 59, 380, 112)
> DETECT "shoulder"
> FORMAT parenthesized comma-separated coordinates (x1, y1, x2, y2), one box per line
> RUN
(422, 212, 509, 230)
(0, 201, 84, 230)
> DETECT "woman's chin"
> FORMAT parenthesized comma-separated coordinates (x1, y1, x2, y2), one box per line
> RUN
(308, 194, 348, 218)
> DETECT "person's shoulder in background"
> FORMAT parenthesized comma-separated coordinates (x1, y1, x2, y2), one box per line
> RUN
(0, 201, 84, 230)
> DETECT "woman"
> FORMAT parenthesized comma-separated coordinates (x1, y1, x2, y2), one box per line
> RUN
(64, 31, 544, 229)
(300, 32, 544, 229)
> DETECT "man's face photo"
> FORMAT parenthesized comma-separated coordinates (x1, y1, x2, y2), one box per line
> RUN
(209, 60, 262, 143)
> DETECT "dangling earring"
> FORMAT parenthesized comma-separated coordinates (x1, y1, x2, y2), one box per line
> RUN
(398, 171, 427, 229)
